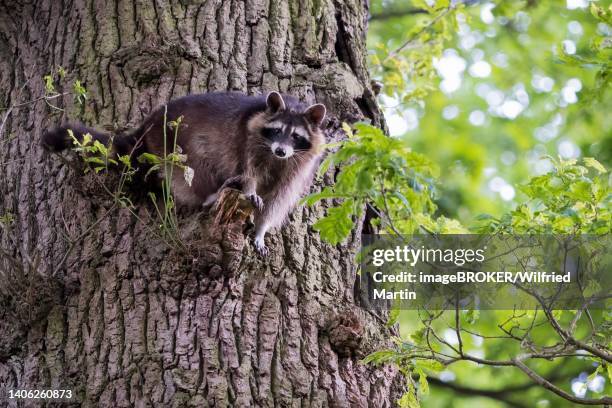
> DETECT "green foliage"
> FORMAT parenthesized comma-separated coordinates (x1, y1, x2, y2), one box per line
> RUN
(558, 2, 611, 103)
(70, 131, 121, 174)
(338, 143, 610, 408)
(362, 336, 445, 406)
(306, 122, 466, 244)
(360, 157, 609, 404)
(386, 306, 401, 327)
(43, 74, 55, 94)
(396, 389, 420, 408)
(38, 66, 89, 112)
(66, 111, 191, 250)
(69, 129, 136, 210)
(139, 111, 189, 248)
(311, 198, 358, 245)
(369, 1, 461, 104)
(478, 157, 611, 234)
(369, 0, 612, 224)
(72, 80, 88, 105)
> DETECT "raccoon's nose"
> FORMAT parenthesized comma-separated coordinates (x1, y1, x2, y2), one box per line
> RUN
(274, 147, 286, 157)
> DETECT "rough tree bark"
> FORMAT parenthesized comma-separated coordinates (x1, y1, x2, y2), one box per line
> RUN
(0, 1, 401, 407)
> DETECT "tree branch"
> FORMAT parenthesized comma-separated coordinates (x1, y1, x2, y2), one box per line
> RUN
(428, 364, 599, 408)
(513, 358, 612, 406)
(428, 377, 530, 408)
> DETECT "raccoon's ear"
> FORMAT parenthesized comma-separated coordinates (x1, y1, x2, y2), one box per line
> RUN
(304, 103, 326, 127)
(266, 91, 286, 113)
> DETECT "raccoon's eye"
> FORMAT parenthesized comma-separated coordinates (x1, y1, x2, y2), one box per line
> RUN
(292, 133, 308, 142)
(292, 134, 312, 150)
(262, 127, 281, 139)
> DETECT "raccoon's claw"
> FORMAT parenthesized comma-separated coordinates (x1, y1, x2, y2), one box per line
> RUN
(254, 236, 269, 257)
(248, 194, 264, 212)
(221, 175, 243, 190)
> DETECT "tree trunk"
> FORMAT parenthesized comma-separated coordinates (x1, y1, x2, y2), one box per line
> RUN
(0, 1, 400, 407)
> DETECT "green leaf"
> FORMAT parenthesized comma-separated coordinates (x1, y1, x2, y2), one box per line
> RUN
(386, 307, 400, 328)
(342, 122, 354, 138)
(93, 140, 108, 156)
(416, 368, 429, 396)
(587, 365, 602, 384)
(361, 349, 401, 366)
(118, 155, 132, 167)
(43, 74, 55, 93)
(81, 133, 92, 146)
(356, 169, 374, 191)
(584, 280, 602, 298)
(397, 381, 420, 408)
(317, 154, 335, 176)
(465, 309, 480, 324)
(552, 216, 574, 232)
(414, 359, 445, 373)
(301, 187, 342, 206)
(411, 327, 427, 345)
(584, 157, 607, 174)
(590, 3, 612, 24)
(313, 199, 357, 245)
(85, 157, 105, 165)
(138, 152, 162, 165)
(73, 80, 88, 104)
(569, 180, 592, 201)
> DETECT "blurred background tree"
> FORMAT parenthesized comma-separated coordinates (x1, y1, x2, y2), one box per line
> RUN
(369, 0, 611, 225)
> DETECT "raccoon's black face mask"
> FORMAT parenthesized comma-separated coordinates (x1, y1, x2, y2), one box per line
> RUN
(261, 92, 326, 160)
(261, 123, 311, 159)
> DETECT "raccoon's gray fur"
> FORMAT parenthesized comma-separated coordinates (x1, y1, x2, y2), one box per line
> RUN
(42, 92, 327, 255)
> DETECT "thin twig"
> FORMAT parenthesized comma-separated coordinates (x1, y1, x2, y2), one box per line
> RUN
(385, 6, 454, 61)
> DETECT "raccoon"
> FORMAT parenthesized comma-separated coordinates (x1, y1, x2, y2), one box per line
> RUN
(42, 92, 326, 255)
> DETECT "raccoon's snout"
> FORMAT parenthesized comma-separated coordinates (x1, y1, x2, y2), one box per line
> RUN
(271, 142, 294, 159)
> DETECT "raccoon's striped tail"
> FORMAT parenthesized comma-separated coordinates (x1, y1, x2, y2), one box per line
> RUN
(41, 123, 141, 158)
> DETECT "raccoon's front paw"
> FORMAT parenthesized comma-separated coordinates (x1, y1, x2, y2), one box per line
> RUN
(221, 175, 243, 190)
(254, 236, 269, 257)
(248, 194, 264, 212)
